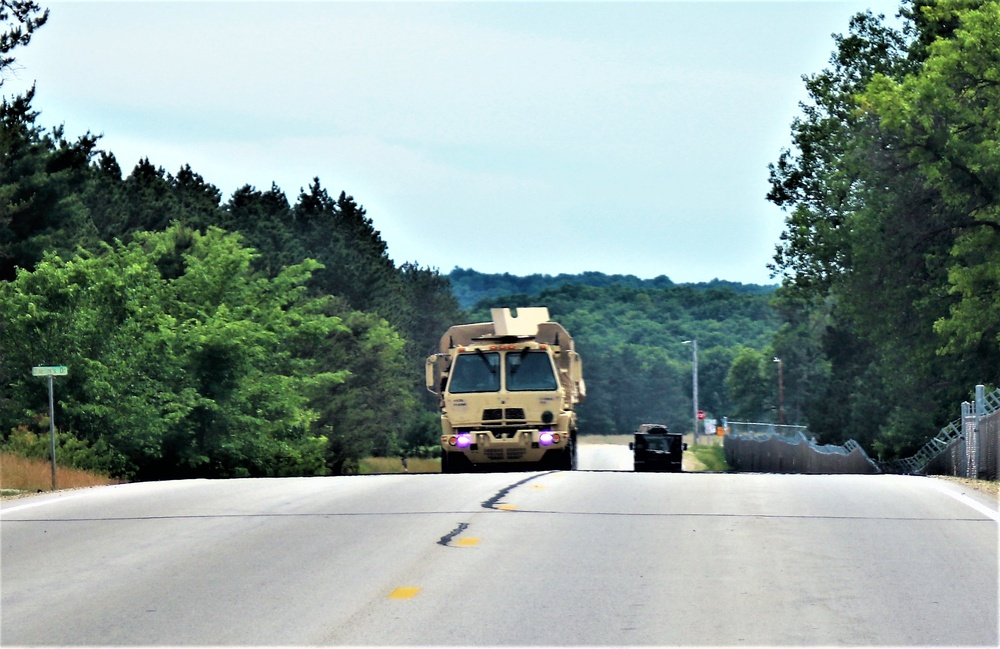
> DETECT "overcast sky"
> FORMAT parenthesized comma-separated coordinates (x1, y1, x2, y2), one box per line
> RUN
(5, 1, 905, 284)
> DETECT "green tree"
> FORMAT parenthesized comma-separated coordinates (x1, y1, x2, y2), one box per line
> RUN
(396, 262, 462, 406)
(726, 347, 773, 422)
(862, 0, 1000, 367)
(118, 158, 180, 234)
(767, 0, 1000, 457)
(0, 225, 349, 479)
(0, 1, 47, 87)
(768, 9, 911, 297)
(1, 89, 99, 281)
(312, 304, 414, 473)
(290, 179, 400, 315)
(221, 183, 301, 277)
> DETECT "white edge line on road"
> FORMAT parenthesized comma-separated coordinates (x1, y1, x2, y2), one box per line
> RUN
(929, 479, 1000, 523)
(1, 491, 91, 516)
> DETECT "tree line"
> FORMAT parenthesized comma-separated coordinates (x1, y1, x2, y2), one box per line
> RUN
(766, 0, 999, 460)
(1, 2, 461, 479)
(448, 267, 774, 310)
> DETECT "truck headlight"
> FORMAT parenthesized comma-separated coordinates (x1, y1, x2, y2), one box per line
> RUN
(455, 434, 472, 449)
(539, 431, 554, 446)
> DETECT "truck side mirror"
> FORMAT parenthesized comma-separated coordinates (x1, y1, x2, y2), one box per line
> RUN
(683, 443, 688, 451)
(628, 442, 634, 450)
(425, 356, 440, 395)
(568, 351, 583, 384)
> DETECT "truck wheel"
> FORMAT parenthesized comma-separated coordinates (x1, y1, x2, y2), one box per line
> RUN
(553, 441, 575, 471)
(442, 451, 471, 474)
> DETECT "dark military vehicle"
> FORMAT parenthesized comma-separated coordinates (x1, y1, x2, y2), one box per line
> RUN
(629, 424, 686, 472)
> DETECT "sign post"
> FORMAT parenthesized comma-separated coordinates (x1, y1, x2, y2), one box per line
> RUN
(32, 366, 68, 490)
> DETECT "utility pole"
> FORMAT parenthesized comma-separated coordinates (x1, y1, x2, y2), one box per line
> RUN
(773, 357, 784, 425)
(684, 340, 698, 441)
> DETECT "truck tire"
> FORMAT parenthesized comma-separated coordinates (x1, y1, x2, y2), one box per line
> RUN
(551, 440, 576, 471)
(441, 451, 471, 474)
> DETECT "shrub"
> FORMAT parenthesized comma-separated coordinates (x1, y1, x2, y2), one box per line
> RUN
(2, 425, 130, 478)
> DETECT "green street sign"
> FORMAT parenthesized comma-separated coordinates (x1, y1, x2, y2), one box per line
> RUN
(32, 366, 68, 377)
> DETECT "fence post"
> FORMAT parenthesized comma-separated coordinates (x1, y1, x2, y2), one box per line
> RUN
(973, 385, 985, 479)
(961, 402, 972, 477)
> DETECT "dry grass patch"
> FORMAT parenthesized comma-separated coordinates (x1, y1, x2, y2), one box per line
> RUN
(935, 475, 999, 499)
(1, 453, 120, 497)
(359, 456, 441, 474)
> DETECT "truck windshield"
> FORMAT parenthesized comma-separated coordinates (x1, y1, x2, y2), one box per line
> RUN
(636, 435, 677, 452)
(449, 352, 500, 393)
(506, 350, 558, 391)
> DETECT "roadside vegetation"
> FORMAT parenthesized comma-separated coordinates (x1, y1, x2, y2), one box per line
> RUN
(358, 456, 441, 474)
(763, 0, 1000, 459)
(688, 443, 730, 472)
(935, 476, 1000, 499)
(0, 452, 119, 497)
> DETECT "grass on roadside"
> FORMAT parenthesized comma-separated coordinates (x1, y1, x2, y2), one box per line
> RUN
(934, 475, 999, 498)
(358, 456, 441, 474)
(688, 443, 730, 472)
(0, 452, 120, 497)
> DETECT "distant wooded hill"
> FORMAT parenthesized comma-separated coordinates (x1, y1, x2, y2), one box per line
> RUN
(448, 267, 776, 310)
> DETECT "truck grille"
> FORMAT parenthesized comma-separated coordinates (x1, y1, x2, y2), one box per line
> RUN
(484, 448, 527, 461)
(481, 408, 526, 422)
(505, 447, 526, 460)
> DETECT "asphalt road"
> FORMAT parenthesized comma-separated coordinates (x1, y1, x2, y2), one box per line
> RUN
(2, 446, 997, 646)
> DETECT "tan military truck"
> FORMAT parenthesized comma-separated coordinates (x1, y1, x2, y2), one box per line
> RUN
(426, 307, 585, 472)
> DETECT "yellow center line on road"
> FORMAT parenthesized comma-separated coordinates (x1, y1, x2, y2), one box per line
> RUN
(497, 504, 517, 511)
(454, 537, 480, 547)
(388, 587, 421, 599)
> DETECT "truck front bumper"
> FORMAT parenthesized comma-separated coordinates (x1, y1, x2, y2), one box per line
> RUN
(442, 428, 569, 464)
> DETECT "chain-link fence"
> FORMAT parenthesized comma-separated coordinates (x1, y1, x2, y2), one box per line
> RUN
(924, 394, 999, 480)
(723, 386, 999, 477)
(723, 422, 880, 474)
(894, 385, 999, 478)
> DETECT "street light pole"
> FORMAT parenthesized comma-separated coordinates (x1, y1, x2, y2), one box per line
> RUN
(773, 357, 784, 425)
(684, 339, 698, 442)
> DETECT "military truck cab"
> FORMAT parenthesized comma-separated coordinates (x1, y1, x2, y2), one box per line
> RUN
(630, 424, 686, 472)
(426, 307, 585, 473)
